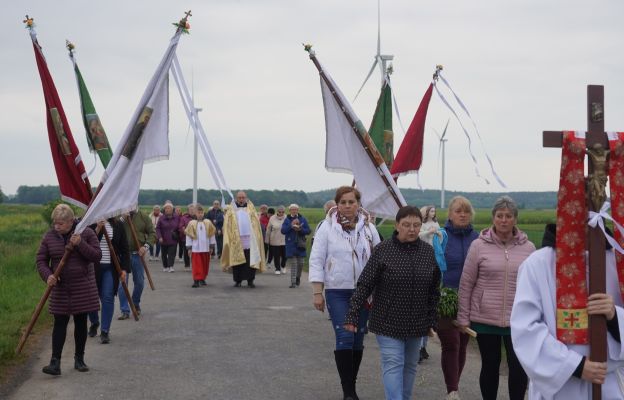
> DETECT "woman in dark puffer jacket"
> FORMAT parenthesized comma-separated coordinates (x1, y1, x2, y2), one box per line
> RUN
(36, 204, 101, 375)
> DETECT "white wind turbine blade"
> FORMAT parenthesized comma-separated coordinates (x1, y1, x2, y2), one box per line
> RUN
(433, 128, 442, 172)
(353, 58, 379, 102)
(377, 0, 381, 56)
(354, 0, 385, 102)
(440, 118, 450, 140)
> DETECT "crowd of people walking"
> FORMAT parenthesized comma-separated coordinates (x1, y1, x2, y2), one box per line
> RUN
(34, 189, 623, 400)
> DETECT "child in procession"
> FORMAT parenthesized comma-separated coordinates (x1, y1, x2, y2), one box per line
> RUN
(184, 204, 217, 288)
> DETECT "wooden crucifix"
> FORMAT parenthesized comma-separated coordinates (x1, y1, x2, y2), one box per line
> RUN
(543, 85, 607, 400)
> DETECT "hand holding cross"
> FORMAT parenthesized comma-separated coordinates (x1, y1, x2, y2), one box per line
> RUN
(543, 85, 610, 400)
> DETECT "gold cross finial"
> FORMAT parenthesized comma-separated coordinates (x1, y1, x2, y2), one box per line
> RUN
(433, 64, 443, 81)
(23, 15, 35, 29)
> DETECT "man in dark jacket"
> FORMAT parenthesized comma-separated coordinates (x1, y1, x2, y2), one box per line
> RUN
(178, 204, 196, 268)
(207, 200, 224, 258)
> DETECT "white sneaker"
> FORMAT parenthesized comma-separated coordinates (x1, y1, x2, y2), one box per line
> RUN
(274, 270, 281, 275)
(163, 268, 168, 272)
(169, 267, 175, 273)
(446, 391, 460, 400)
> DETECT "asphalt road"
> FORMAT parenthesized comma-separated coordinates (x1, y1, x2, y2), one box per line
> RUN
(3, 257, 511, 400)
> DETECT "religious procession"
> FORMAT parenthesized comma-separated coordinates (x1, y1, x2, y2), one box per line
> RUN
(2, 2, 624, 400)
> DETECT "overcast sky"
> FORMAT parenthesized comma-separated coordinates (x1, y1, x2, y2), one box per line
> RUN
(2, 1, 624, 197)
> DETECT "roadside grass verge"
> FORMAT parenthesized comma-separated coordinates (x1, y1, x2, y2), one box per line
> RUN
(0, 205, 50, 378)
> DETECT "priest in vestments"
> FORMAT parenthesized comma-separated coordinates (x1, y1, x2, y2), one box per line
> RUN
(221, 191, 266, 288)
(511, 224, 624, 399)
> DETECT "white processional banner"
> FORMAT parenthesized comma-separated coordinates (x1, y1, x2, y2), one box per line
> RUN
(320, 65, 406, 219)
(76, 32, 181, 233)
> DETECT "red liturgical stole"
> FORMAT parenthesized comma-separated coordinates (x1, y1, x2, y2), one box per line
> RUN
(556, 131, 624, 344)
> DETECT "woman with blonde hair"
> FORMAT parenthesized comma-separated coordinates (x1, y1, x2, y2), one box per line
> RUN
(37, 204, 101, 375)
(439, 196, 478, 400)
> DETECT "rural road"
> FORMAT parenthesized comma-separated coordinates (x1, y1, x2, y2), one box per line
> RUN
(3, 258, 511, 400)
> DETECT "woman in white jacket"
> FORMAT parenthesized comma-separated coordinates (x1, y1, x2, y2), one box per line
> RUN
(309, 186, 381, 400)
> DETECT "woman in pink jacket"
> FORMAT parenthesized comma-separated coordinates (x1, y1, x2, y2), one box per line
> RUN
(457, 196, 535, 400)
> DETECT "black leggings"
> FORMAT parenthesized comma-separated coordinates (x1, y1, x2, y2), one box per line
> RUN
(270, 245, 286, 271)
(476, 333, 527, 400)
(52, 313, 88, 359)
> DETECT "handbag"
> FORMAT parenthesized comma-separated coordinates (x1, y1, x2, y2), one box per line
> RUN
(171, 230, 180, 241)
(296, 233, 307, 249)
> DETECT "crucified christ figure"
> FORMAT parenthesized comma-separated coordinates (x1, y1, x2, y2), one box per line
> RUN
(587, 143, 609, 211)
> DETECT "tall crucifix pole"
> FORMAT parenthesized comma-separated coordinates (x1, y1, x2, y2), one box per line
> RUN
(543, 85, 607, 400)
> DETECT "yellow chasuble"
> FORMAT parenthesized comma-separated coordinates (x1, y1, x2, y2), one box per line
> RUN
(221, 200, 266, 272)
(184, 219, 216, 240)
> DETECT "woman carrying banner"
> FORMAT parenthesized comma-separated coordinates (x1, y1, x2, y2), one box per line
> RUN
(37, 204, 101, 375)
(309, 186, 381, 400)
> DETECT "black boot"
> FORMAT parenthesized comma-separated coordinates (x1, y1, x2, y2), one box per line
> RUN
(352, 350, 363, 400)
(192, 280, 200, 288)
(42, 357, 61, 376)
(334, 350, 356, 400)
(88, 322, 99, 338)
(295, 277, 301, 286)
(74, 356, 89, 372)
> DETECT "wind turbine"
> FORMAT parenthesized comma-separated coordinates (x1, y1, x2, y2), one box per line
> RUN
(353, 0, 394, 101)
(185, 70, 203, 204)
(433, 119, 450, 208)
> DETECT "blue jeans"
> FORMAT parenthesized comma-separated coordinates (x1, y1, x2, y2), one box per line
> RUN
(88, 311, 99, 326)
(119, 254, 144, 313)
(98, 264, 115, 332)
(376, 335, 423, 400)
(325, 289, 369, 350)
(88, 263, 115, 331)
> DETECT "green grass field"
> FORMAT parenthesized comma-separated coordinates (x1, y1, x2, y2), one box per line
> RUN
(0, 204, 51, 377)
(298, 207, 553, 248)
(0, 204, 556, 377)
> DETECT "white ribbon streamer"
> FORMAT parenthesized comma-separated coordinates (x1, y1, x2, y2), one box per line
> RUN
(171, 55, 233, 205)
(437, 73, 506, 188)
(587, 201, 624, 255)
(433, 81, 489, 185)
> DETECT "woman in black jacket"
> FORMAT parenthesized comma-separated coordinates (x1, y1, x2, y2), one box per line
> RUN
(87, 218, 131, 343)
(345, 206, 441, 400)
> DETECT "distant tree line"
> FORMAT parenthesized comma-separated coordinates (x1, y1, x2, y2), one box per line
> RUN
(6, 185, 557, 209)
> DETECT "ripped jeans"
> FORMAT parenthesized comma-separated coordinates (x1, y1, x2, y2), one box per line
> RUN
(325, 289, 369, 350)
